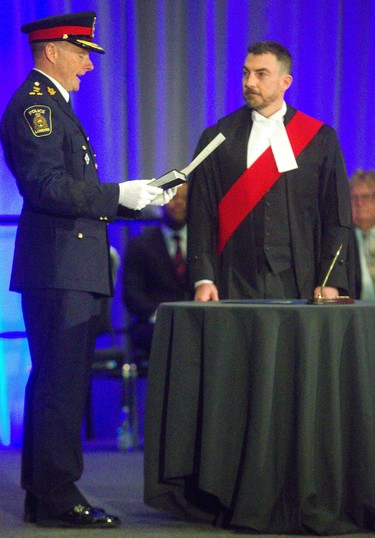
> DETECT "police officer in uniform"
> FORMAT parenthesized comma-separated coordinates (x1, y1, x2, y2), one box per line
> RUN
(0, 11, 177, 528)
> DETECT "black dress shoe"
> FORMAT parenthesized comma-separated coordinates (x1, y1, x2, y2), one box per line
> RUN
(24, 493, 114, 526)
(38, 504, 121, 528)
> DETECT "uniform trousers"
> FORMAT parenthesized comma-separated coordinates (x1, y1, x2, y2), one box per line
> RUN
(21, 288, 102, 516)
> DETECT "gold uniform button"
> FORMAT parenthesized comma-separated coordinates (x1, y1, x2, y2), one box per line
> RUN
(82, 145, 87, 150)
(77, 232, 84, 239)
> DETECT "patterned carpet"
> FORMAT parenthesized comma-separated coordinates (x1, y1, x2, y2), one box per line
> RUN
(0, 445, 374, 538)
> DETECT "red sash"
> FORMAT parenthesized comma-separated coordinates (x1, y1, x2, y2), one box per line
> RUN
(217, 111, 323, 255)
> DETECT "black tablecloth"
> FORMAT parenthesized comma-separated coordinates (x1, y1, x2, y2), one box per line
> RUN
(144, 300, 375, 534)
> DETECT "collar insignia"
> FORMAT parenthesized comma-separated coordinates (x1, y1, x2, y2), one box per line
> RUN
(47, 86, 57, 96)
(29, 82, 43, 96)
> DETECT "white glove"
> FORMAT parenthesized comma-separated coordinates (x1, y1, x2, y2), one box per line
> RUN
(118, 180, 163, 210)
(149, 186, 178, 206)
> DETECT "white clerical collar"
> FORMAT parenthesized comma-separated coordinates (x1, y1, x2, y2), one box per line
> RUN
(252, 101, 287, 123)
(250, 101, 298, 173)
(33, 68, 70, 103)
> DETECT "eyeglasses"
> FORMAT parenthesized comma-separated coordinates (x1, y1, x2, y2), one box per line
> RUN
(350, 193, 375, 203)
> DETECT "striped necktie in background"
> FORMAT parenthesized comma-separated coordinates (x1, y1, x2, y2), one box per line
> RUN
(172, 234, 186, 282)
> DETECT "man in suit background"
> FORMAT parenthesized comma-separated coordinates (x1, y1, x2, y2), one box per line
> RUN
(350, 170, 375, 299)
(187, 40, 354, 302)
(0, 11, 177, 528)
(122, 182, 189, 375)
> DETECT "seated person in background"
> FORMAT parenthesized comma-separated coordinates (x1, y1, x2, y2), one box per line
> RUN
(122, 183, 190, 374)
(350, 169, 375, 299)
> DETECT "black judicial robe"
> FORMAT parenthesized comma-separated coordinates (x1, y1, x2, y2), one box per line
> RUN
(187, 105, 354, 299)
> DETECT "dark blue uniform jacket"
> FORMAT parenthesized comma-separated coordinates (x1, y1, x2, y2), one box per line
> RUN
(1, 70, 130, 296)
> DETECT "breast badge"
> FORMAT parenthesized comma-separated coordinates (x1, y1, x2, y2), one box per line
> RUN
(24, 106, 52, 137)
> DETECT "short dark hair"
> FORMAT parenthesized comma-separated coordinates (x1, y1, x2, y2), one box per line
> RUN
(247, 41, 292, 73)
(349, 169, 375, 190)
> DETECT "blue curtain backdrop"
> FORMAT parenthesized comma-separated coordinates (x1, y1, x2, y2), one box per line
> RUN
(1, 0, 374, 446)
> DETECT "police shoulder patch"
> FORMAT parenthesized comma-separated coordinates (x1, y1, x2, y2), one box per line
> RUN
(24, 105, 52, 137)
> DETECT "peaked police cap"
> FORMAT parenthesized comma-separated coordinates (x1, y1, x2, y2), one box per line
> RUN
(21, 11, 105, 54)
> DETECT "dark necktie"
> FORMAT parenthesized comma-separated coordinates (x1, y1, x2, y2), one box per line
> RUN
(172, 234, 186, 283)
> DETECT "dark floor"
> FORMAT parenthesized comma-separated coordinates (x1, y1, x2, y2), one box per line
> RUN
(1, 442, 374, 538)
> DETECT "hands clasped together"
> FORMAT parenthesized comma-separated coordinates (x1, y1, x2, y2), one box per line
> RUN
(119, 179, 178, 211)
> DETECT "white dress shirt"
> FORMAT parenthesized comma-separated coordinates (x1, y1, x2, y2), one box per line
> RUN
(161, 224, 187, 259)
